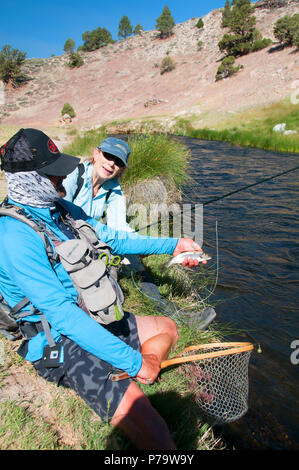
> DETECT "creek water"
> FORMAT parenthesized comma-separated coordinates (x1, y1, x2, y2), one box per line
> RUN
(178, 137, 299, 450)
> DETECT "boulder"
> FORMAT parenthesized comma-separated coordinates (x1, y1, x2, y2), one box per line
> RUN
(273, 123, 286, 132)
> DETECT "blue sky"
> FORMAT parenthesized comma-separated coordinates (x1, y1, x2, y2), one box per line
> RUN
(0, 0, 228, 58)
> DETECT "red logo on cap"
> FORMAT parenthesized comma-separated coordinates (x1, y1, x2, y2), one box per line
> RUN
(1, 142, 7, 156)
(48, 139, 59, 154)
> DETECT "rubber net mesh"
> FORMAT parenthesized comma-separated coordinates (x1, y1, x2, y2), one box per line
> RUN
(181, 345, 252, 425)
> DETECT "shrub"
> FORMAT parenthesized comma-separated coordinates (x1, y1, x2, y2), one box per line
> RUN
(196, 18, 204, 29)
(61, 103, 76, 118)
(197, 40, 204, 50)
(215, 55, 243, 81)
(67, 51, 84, 68)
(251, 37, 272, 51)
(160, 56, 176, 75)
(274, 14, 299, 47)
(156, 6, 175, 39)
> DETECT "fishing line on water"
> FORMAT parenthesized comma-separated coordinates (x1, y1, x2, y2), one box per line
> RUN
(135, 164, 299, 234)
(129, 163, 299, 315)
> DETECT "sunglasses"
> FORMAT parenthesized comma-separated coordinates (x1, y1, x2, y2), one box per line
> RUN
(102, 151, 125, 168)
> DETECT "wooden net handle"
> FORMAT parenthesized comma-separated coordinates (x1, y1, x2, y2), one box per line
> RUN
(161, 342, 254, 368)
(109, 342, 254, 382)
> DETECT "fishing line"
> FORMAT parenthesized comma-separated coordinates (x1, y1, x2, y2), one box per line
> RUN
(135, 164, 299, 234)
(129, 164, 299, 316)
(131, 220, 219, 316)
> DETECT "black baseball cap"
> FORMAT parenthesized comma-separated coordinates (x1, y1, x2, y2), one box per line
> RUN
(0, 128, 80, 176)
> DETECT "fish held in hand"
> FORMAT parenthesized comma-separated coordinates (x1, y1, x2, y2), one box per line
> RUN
(164, 251, 212, 269)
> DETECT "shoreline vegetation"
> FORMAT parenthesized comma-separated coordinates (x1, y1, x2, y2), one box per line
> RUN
(174, 100, 299, 155)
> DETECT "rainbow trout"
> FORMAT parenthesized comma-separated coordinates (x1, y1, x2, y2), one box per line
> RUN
(164, 251, 211, 269)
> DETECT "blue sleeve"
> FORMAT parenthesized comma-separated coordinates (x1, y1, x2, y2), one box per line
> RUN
(91, 220, 178, 256)
(62, 199, 179, 256)
(63, 166, 79, 202)
(2, 218, 142, 376)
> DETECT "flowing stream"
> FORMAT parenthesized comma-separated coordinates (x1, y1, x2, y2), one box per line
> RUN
(179, 137, 299, 450)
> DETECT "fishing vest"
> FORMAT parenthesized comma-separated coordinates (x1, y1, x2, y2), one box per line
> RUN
(0, 199, 125, 341)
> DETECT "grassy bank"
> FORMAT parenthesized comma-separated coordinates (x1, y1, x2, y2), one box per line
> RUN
(173, 100, 299, 154)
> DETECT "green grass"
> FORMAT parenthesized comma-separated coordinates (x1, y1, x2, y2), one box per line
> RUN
(121, 134, 190, 190)
(0, 401, 64, 450)
(173, 100, 299, 154)
(62, 127, 107, 157)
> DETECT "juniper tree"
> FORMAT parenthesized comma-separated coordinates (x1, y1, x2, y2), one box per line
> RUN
(81, 27, 114, 51)
(274, 14, 299, 47)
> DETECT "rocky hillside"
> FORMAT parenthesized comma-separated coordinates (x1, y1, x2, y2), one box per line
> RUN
(0, 0, 298, 129)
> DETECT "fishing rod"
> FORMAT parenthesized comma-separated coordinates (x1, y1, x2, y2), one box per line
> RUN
(135, 164, 299, 234)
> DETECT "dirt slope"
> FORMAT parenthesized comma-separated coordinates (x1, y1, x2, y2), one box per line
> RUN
(0, 1, 298, 129)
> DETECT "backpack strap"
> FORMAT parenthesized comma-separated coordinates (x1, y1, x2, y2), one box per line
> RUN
(0, 199, 60, 267)
(105, 188, 112, 203)
(73, 162, 85, 201)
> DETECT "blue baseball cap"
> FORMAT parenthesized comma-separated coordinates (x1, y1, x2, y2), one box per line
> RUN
(98, 137, 130, 167)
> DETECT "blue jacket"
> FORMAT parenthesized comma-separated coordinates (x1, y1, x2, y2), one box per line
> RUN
(0, 198, 178, 377)
(63, 161, 132, 231)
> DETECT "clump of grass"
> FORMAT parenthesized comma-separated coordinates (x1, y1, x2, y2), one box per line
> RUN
(122, 134, 190, 190)
(62, 127, 107, 157)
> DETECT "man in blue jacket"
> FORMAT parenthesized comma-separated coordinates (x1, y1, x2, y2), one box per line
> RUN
(0, 128, 203, 450)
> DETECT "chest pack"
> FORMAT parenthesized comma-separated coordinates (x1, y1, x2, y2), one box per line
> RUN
(0, 199, 125, 341)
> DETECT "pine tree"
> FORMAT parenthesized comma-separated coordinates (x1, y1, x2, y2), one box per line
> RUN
(0, 44, 27, 87)
(221, 0, 232, 28)
(218, 0, 257, 57)
(118, 16, 133, 40)
(156, 6, 175, 38)
(134, 23, 143, 35)
(64, 38, 75, 54)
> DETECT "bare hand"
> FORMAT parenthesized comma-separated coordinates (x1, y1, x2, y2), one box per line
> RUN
(173, 238, 206, 267)
(135, 353, 161, 385)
